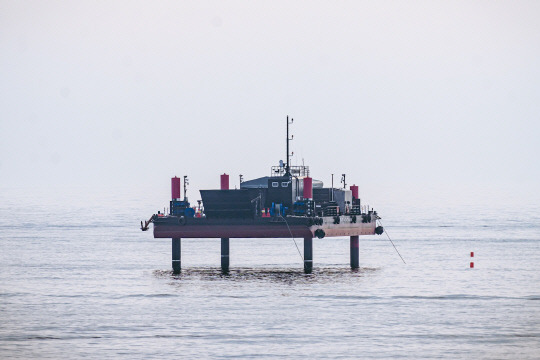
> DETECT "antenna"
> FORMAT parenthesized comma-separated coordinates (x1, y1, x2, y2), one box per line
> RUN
(239, 174, 243, 184)
(286, 116, 293, 177)
(183, 175, 189, 201)
(331, 173, 334, 202)
(341, 174, 346, 189)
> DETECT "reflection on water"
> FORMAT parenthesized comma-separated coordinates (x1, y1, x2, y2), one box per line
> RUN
(154, 267, 379, 284)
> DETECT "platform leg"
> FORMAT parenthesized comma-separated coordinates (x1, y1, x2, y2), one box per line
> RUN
(221, 237, 230, 273)
(304, 237, 313, 274)
(350, 235, 359, 269)
(172, 237, 181, 274)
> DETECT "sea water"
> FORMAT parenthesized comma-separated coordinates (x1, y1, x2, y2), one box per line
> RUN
(1, 187, 539, 359)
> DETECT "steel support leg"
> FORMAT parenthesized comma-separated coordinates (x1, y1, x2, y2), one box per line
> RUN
(221, 237, 230, 273)
(350, 235, 359, 269)
(172, 237, 181, 274)
(304, 237, 313, 274)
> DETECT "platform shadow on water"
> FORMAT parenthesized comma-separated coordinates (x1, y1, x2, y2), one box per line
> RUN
(153, 267, 379, 284)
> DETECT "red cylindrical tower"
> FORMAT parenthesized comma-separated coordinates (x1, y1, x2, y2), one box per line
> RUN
(303, 177, 313, 199)
(220, 173, 229, 190)
(171, 176, 181, 199)
(350, 184, 359, 199)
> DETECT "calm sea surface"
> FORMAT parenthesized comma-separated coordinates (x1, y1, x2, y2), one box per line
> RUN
(1, 188, 539, 359)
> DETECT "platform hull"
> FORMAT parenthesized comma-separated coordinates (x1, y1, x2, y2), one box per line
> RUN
(153, 215, 376, 238)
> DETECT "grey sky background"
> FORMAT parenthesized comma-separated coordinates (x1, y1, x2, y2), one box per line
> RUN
(1, 1, 539, 208)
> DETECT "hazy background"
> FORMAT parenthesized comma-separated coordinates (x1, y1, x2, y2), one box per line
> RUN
(1, 1, 539, 212)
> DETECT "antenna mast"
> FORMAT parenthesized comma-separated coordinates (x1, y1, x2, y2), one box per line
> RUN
(286, 116, 293, 176)
(183, 175, 189, 201)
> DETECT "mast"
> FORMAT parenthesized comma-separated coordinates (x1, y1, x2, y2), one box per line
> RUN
(286, 116, 289, 176)
(331, 173, 334, 201)
(286, 116, 293, 177)
(183, 175, 189, 201)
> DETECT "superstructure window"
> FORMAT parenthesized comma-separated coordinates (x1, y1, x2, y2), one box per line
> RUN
(272, 182, 279, 187)
(281, 182, 289, 187)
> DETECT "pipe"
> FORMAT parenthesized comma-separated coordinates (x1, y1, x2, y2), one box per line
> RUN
(171, 177, 181, 200)
(220, 174, 229, 190)
(303, 177, 313, 199)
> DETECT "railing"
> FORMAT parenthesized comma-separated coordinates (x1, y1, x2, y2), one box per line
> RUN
(323, 206, 339, 217)
(270, 165, 310, 177)
(350, 205, 361, 215)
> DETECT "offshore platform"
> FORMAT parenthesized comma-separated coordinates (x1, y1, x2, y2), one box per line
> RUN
(141, 117, 383, 273)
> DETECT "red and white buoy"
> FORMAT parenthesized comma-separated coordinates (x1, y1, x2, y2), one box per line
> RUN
(470, 251, 474, 268)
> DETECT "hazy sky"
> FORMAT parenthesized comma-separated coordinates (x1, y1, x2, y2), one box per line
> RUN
(1, 1, 539, 206)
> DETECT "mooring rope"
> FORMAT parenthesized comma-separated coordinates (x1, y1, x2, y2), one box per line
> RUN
(377, 219, 406, 264)
(280, 215, 304, 261)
